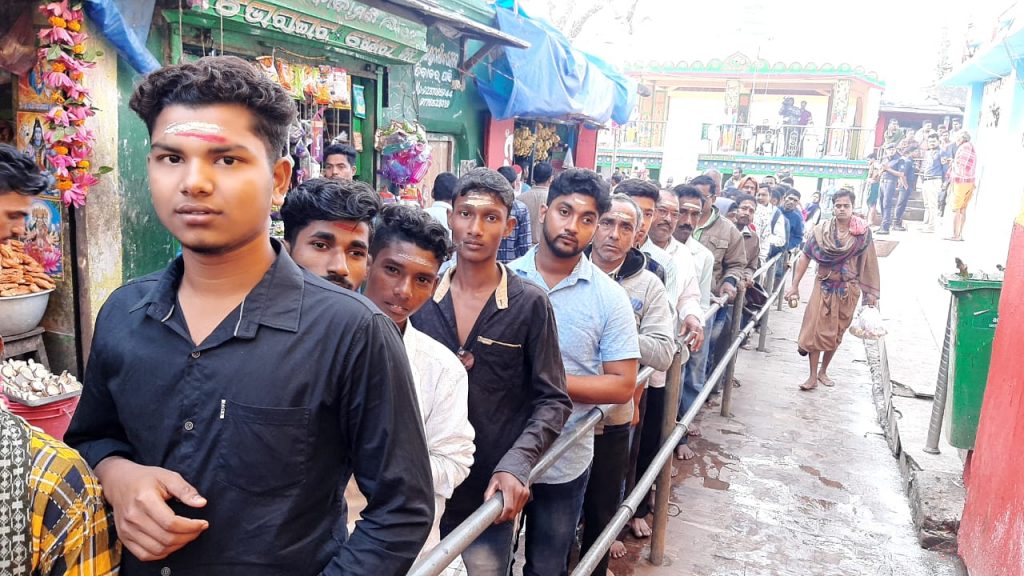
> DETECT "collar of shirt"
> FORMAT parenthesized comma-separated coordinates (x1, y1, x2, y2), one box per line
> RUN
(694, 206, 720, 239)
(129, 239, 303, 340)
(431, 201, 452, 212)
(433, 261, 510, 309)
(511, 245, 592, 293)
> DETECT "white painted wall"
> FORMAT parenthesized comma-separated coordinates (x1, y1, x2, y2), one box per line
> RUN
(661, 92, 728, 184)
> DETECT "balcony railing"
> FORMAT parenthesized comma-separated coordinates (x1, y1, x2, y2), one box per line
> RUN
(598, 121, 668, 150)
(700, 123, 876, 161)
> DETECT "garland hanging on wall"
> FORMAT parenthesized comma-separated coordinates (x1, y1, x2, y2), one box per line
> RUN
(37, 1, 109, 207)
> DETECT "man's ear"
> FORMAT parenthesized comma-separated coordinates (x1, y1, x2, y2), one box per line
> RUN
(272, 156, 292, 209)
(503, 215, 517, 239)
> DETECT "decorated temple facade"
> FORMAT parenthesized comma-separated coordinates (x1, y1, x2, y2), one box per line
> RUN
(598, 52, 885, 192)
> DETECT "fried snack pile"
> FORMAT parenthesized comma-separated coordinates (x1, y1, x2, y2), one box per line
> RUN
(0, 241, 56, 297)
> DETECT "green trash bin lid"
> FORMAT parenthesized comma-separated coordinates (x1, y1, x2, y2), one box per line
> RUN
(939, 274, 1004, 292)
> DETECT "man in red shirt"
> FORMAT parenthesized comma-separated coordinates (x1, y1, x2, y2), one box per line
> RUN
(947, 131, 977, 242)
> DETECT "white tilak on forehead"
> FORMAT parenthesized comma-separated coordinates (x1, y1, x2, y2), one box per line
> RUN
(393, 251, 435, 267)
(607, 211, 634, 221)
(680, 202, 702, 211)
(572, 196, 590, 205)
(163, 121, 224, 135)
(463, 193, 498, 207)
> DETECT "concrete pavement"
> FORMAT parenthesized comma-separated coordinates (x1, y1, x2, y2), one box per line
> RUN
(613, 258, 966, 576)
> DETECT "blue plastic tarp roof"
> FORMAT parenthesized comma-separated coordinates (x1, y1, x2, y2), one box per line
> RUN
(477, 2, 637, 125)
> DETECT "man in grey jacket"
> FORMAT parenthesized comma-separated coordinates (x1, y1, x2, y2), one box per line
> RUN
(583, 193, 675, 573)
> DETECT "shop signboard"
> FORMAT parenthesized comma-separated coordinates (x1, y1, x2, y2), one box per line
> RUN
(413, 31, 463, 112)
(202, 0, 427, 63)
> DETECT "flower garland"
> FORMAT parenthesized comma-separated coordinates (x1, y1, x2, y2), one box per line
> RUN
(37, 1, 108, 207)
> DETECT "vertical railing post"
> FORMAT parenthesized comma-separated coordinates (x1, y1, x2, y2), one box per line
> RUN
(757, 261, 775, 352)
(720, 284, 746, 417)
(649, 348, 684, 566)
(776, 255, 787, 312)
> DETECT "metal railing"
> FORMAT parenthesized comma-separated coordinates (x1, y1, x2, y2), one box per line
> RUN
(410, 252, 787, 576)
(701, 123, 876, 161)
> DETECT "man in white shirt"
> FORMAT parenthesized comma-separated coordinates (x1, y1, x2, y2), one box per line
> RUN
(754, 182, 786, 265)
(617, 179, 679, 299)
(363, 205, 476, 558)
(424, 172, 457, 239)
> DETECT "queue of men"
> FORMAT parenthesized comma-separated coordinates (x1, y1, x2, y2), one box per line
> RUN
(0, 56, 794, 576)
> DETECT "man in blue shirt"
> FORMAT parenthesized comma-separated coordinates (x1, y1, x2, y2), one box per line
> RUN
(497, 166, 533, 262)
(878, 147, 908, 235)
(917, 133, 945, 233)
(508, 168, 640, 576)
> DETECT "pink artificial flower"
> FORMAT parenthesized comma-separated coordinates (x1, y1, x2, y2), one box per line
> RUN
(41, 1, 72, 18)
(66, 82, 91, 102)
(66, 171, 99, 207)
(69, 31, 89, 46)
(63, 185, 87, 207)
(65, 105, 92, 124)
(43, 70, 75, 91)
(68, 126, 95, 146)
(46, 106, 70, 127)
(48, 154, 76, 178)
(58, 52, 87, 73)
(38, 26, 73, 45)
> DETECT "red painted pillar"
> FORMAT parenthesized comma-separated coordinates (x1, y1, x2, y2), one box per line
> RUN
(575, 126, 598, 170)
(959, 217, 1024, 575)
(483, 116, 515, 169)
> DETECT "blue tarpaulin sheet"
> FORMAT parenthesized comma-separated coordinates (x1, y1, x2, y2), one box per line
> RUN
(477, 3, 636, 125)
(84, 0, 160, 75)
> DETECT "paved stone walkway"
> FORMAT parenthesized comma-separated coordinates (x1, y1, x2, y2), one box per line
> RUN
(610, 273, 966, 576)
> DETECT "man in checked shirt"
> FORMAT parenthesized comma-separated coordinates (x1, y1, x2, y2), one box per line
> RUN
(0, 144, 119, 575)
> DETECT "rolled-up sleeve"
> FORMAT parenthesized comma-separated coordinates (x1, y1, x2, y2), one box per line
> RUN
(493, 296, 571, 485)
(323, 315, 434, 575)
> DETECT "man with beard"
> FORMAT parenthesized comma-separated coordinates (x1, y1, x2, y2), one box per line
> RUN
(509, 168, 639, 576)
(733, 194, 760, 285)
(581, 193, 674, 574)
(322, 143, 358, 181)
(414, 168, 570, 575)
(618, 178, 676, 295)
(281, 178, 382, 290)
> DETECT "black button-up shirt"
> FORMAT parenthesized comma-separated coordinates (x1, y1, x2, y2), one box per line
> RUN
(412, 264, 571, 519)
(66, 242, 433, 575)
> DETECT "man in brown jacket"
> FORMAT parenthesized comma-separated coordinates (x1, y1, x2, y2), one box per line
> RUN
(676, 174, 747, 384)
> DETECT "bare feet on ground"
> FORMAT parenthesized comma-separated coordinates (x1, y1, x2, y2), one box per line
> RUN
(817, 372, 835, 387)
(610, 540, 628, 559)
(687, 423, 702, 437)
(675, 444, 696, 460)
(799, 376, 818, 391)
(629, 517, 652, 538)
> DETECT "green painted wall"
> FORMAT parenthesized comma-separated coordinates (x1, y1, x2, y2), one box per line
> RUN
(118, 27, 178, 282)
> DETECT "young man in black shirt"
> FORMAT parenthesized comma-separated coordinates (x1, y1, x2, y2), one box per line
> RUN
(413, 168, 571, 575)
(65, 56, 433, 575)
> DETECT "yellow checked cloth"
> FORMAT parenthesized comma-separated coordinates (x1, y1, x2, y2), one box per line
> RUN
(28, 428, 120, 575)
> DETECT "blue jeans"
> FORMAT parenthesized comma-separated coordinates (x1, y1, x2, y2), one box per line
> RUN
(678, 318, 711, 446)
(880, 179, 899, 230)
(439, 514, 515, 576)
(520, 467, 592, 576)
(895, 186, 913, 225)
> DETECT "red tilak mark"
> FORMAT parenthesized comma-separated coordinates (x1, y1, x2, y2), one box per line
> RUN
(330, 221, 362, 233)
(175, 132, 228, 143)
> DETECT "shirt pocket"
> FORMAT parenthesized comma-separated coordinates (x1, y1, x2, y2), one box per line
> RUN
(216, 400, 312, 495)
(709, 236, 730, 258)
(473, 336, 524, 391)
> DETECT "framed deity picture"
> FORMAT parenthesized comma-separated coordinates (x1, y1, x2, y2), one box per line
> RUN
(21, 198, 63, 279)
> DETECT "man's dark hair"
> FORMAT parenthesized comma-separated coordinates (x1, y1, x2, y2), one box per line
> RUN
(672, 184, 704, 207)
(281, 177, 382, 244)
(496, 166, 517, 185)
(370, 204, 452, 266)
(616, 178, 660, 203)
(785, 189, 802, 200)
(432, 172, 457, 203)
(758, 182, 771, 191)
(689, 174, 718, 196)
(610, 171, 624, 185)
(547, 168, 612, 214)
(833, 189, 856, 205)
(770, 187, 785, 203)
(324, 143, 357, 166)
(0, 144, 50, 196)
(453, 168, 514, 214)
(733, 167, 744, 175)
(780, 177, 795, 186)
(533, 162, 553, 185)
(735, 193, 756, 207)
(129, 55, 296, 165)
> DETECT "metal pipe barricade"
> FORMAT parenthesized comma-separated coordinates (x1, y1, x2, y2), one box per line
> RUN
(408, 367, 657, 576)
(575, 255, 786, 573)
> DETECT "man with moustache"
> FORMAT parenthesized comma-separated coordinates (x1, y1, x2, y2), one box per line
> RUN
(509, 168, 639, 576)
(280, 177, 382, 290)
(581, 193, 674, 574)
(414, 168, 570, 575)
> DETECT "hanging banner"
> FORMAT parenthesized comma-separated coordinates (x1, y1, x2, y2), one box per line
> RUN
(353, 85, 366, 119)
(195, 0, 427, 64)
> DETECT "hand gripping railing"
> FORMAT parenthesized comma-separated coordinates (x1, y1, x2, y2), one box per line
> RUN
(574, 253, 786, 574)
(409, 252, 786, 576)
(407, 367, 658, 576)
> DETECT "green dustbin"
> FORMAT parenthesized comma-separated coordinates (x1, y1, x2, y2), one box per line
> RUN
(940, 275, 1002, 449)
